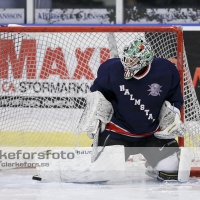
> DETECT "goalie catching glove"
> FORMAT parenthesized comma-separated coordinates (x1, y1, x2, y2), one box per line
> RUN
(154, 101, 187, 139)
(76, 91, 114, 139)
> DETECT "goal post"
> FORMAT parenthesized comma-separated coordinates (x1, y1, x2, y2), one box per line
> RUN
(0, 26, 200, 176)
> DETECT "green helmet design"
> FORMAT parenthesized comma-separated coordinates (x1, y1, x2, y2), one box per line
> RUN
(120, 38, 154, 79)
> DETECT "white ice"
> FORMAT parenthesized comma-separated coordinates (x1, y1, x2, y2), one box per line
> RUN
(0, 161, 200, 200)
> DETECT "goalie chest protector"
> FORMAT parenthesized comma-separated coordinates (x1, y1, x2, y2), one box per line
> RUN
(90, 57, 183, 139)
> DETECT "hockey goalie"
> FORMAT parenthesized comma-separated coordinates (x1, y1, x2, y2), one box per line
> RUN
(34, 38, 191, 183)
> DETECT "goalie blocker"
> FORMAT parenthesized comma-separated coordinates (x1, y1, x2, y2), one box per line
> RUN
(76, 91, 114, 139)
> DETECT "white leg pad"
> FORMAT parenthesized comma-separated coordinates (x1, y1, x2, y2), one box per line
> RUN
(178, 147, 192, 183)
(35, 145, 126, 183)
(146, 149, 192, 183)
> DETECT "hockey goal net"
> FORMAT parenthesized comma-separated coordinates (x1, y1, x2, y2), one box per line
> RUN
(0, 26, 199, 176)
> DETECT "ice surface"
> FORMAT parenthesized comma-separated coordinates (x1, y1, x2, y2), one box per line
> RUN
(0, 162, 200, 200)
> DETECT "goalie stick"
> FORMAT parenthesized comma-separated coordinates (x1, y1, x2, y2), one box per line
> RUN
(92, 130, 110, 163)
(91, 120, 101, 163)
(91, 121, 110, 163)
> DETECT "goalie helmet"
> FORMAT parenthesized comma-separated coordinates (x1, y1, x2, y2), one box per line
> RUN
(120, 38, 154, 79)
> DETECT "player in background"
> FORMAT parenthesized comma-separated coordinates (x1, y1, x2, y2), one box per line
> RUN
(88, 38, 186, 181)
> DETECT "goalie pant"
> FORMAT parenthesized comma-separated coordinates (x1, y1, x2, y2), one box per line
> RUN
(98, 133, 181, 181)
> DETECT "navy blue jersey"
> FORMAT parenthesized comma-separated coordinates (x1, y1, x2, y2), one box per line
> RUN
(90, 58, 183, 141)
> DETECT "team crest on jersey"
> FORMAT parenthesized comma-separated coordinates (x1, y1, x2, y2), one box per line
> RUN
(147, 83, 162, 96)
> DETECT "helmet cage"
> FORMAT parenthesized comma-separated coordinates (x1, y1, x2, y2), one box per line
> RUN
(120, 39, 154, 75)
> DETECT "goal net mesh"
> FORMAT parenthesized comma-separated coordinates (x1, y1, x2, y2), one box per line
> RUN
(0, 26, 199, 170)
